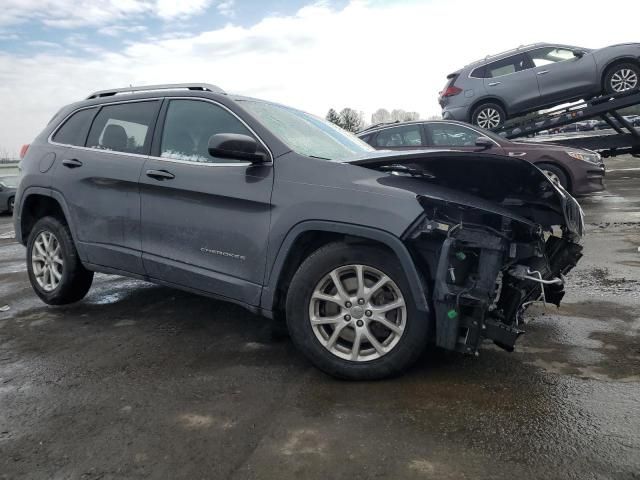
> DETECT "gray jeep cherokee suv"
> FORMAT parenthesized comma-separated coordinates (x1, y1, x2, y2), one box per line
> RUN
(14, 83, 584, 380)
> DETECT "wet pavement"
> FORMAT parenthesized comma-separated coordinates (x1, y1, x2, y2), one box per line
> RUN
(1, 156, 639, 479)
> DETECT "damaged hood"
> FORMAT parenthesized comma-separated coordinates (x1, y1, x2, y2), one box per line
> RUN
(347, 150, 583, 236)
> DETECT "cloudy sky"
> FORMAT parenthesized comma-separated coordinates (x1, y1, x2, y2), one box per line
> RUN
(1, 0, 639, 155)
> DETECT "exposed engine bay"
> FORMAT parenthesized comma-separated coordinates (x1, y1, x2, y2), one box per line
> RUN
(350, 151, 584, 354)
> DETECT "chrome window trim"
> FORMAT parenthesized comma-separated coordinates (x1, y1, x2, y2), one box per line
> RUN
(48, 96, 273, 168)
(466, 45, 578, 79)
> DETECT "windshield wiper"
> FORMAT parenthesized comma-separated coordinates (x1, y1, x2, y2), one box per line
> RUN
(308, 155, 332, 161)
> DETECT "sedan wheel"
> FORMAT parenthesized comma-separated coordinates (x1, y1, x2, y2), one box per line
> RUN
(309, 264, 407, 362)
(8, 197, 14, 213)
(31, 230, 64, 292)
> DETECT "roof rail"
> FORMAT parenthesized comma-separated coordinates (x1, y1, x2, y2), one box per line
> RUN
(86, 83, 225, 100)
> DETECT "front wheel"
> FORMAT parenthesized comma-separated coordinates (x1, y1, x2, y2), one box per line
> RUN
(604, 62, 640, 94)
(471, 103, 506, 129)
(286, 242, 430, 380)
(7, 196, 14, 214)
(538, 163, 570, 192)
(26, 216, 94, 305)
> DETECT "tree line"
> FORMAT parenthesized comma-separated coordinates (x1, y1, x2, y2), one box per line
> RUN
(325, 107, 423, 133)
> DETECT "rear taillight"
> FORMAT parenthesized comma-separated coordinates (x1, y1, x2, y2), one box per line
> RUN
(19, 144, 29, 159)
(441, 86, 462, 97)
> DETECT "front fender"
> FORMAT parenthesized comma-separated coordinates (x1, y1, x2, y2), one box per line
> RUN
(260, 220, 430, 314)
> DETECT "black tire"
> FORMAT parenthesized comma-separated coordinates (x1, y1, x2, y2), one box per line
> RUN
(7, 196, 14, 214)
(604, 62, 640, 95)
(26, 216, 93, 305)
(471, 102, 506, 129)
(537, 163, 570, 192)
(285, 242, 430, 380)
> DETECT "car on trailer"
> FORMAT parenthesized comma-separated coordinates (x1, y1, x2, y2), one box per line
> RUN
(440, 42, 640, 128)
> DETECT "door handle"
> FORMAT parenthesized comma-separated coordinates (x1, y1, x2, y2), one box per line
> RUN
(146, 169, 175, 181)
(488, 82, 501, 86)
(537, 70, 550, 75)
(62, 158, 83, 168)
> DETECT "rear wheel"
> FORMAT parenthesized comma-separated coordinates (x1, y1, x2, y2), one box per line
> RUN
(538, 163, 569, 192)
(26, 216, 93, 305)
(286, 242, 429, 380)
(471, 102, 506, 129)
(604, 62, 640, 94)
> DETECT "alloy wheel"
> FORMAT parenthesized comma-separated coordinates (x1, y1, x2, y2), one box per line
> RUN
(476, 108, 502, 129)
(542, 169, 561, 186)
(610, 68, 638, 93)
(31, 230, 64, 292)
(309, 264, 407, 362)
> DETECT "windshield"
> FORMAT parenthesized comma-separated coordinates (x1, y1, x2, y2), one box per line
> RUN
(239, 100, 375, 161)
(0, 176, 18, 188)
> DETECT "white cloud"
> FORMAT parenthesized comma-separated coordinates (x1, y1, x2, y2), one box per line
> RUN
(0, 0, 212, 28)
(217, 0, 235, 18)
(2, 0, 640, 155)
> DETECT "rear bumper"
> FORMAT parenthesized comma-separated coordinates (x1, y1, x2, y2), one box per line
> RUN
(442, 105, 469, 122)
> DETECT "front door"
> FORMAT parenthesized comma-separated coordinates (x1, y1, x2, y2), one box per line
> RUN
(139, 98, 273, 306)
(424, 122, 505, 154)
(527, 47, 598, 106)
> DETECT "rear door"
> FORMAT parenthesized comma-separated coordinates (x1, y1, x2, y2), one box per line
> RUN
(482, 53, 540, 114)
(526, 46, 598, 106)
(139, 98, 273, 306)
(371, 124, 425, 150)
(52, 100, 161, 274)
(423, 122, 505, 154)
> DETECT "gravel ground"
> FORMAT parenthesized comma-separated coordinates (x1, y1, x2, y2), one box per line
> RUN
(1, 156, 639, 480)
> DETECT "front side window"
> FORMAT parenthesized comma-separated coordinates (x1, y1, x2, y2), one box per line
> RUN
(87, 101, 159, 154)
(485, 54, 530, 78)
(239, 100, 374, 161)
(375, 125, 423, 148)
(160, 100, 252, 163)
(528, 47, 576, 67)
(52, 107, 97, 146)
(427, 123, 484, 147)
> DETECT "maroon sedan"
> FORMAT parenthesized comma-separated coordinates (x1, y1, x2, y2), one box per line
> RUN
(357, 120, 605, 195)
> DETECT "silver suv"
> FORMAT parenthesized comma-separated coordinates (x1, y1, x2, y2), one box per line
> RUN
(440, 42, 640, 128)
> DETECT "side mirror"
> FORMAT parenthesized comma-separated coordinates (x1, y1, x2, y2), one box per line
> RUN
(208, 133, 268, 163)
(475, 137, 494, 150)
(573, 50, 585, 58)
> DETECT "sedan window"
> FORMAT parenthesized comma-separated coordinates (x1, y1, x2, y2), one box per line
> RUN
(427, 123, 484, 147)
(529, 47, 576, 67)
(375, 125, 423, 148)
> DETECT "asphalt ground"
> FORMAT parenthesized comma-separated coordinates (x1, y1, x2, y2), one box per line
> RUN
(1, 155, 639, 479)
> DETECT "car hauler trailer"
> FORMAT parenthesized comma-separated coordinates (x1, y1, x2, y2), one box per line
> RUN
(492, 89, 640, 158)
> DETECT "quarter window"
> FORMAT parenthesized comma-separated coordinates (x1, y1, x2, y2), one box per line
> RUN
(160, 100, 253, 163)
(485, 54, 531, 78)
(375, 125, 423, 148)
(87, 101, 159, 154)
(528, 47, 576, 67)
(52, 108, 97, 146)
(427, 123, 484, 147)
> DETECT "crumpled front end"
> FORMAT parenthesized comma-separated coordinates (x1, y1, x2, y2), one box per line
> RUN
(406, 196, 583, 354)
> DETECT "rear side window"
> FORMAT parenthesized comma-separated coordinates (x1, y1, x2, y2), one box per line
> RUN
(485, 54, 531, 78)
(375, 125, 423, 148)
(469, 66, 487, 79)
(160, 100, 253, 163)
(52, 108, 97, 146)
(87, 101, 160, 154)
